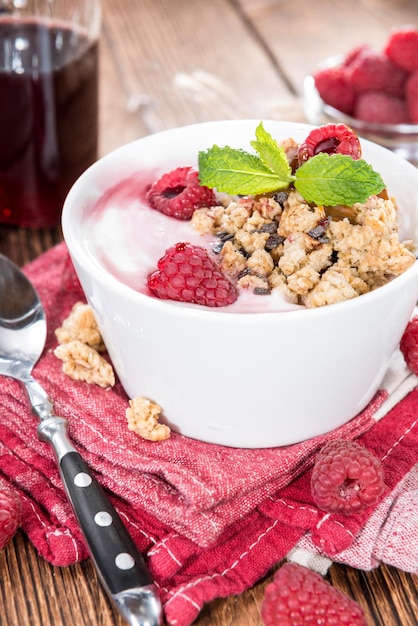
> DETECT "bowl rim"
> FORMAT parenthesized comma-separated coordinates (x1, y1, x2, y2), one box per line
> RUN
(62, 119, 418, 323)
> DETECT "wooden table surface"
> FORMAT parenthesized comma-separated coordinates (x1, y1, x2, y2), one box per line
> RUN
(1, 1, 418, 624)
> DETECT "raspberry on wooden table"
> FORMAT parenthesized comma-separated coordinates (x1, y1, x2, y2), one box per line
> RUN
(146, 166, 217, 220)
(261, 562, 366, 626)
(0, 488, 22, 550)
(400, 317, 418, 375)
(311, 439, 385, 515)
(147, 242, 238, 307)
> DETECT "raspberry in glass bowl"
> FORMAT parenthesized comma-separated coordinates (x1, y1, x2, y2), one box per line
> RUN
(304, 26, 418, 165)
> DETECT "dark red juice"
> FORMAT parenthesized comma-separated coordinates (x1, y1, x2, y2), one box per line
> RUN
(0, 19, 99, 227)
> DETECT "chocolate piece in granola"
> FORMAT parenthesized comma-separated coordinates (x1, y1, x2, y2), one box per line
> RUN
(191, 186, 415, 308)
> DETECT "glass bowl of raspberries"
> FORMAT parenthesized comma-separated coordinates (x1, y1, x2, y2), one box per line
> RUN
(62, 119, 418, 448)
(304, 26, 418, 165)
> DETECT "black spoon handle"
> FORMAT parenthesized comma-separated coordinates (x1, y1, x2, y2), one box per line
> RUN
(37, 413, 162, 626)
(60, 449, 153, 592)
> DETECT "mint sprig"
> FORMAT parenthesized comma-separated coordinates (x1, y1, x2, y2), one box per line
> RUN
(198, 122, 386, 206)
(250, 121, 294, 184)
(295, 152, 385, 205)
(196, 145, 291, 195)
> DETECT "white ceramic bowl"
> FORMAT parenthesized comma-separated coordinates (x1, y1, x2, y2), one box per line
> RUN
(62, 120, 418, 448)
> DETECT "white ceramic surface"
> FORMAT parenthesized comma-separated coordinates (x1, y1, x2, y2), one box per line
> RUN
(62, 120, 418, 448)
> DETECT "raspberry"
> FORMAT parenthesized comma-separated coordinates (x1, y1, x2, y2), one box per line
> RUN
(343, 44, 370, 67)
(146, 166, 217, 220)
(261, 562, 366, 626)
(0, 488, 22, 550)
(147, 242, 238, 307)
(313, 66, 356, 115)
(405, 70, 418, 123)
(384, 26, 418, 73)
(354, 91, 409, 124)
(297, 123, 361, 164)
(311, 439, 385, 515)
(347, 47, 406, 96)
(400, 316, 418, 373)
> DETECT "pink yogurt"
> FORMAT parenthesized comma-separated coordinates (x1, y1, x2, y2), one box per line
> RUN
(84, 171, 303, 313)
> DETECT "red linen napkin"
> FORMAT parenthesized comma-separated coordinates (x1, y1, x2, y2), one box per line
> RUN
(1, 242, 418, 626)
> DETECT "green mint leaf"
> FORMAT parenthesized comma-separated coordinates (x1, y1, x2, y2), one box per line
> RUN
(294, 153, 386, 205)
(250, 122, 293, 182)
(198, 122, 387, 204)
(198, 144, 294, 195)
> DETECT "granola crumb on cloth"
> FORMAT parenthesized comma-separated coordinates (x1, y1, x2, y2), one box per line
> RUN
(55, 301, 105, 352)
(54, 340, 115, 388)
(126, 397, 171, 441)
(54, 304, 170, 440)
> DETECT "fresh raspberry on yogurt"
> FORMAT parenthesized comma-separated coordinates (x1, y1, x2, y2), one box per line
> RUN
(146, 166, 217, 220)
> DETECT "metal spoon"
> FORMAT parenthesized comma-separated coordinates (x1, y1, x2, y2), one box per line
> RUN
(0, 253, 162, 626)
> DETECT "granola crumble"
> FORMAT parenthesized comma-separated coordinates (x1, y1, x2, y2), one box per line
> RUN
(191, 188, 416, 308)
(54, 301, 116, 388)
(126, 397, 171, 441)
(55, 302, 105, 352)
(54, 306, 170, 442)
(54, 340, 115, 388)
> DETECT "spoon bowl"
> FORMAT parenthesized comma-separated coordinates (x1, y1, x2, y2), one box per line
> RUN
(0, 254, 46, 372)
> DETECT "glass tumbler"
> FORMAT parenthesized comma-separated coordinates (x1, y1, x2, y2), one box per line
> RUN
(0, 0, 101, 228)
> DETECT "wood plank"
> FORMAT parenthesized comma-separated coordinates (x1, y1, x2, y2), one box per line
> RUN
(237, 0, 418, 93)
(329, 563, 418, 626)
(0, 532, 124, 626)
(2, 534, 418, 626)
(99, 0, 294, 155)
(0, 226, 62, 267)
